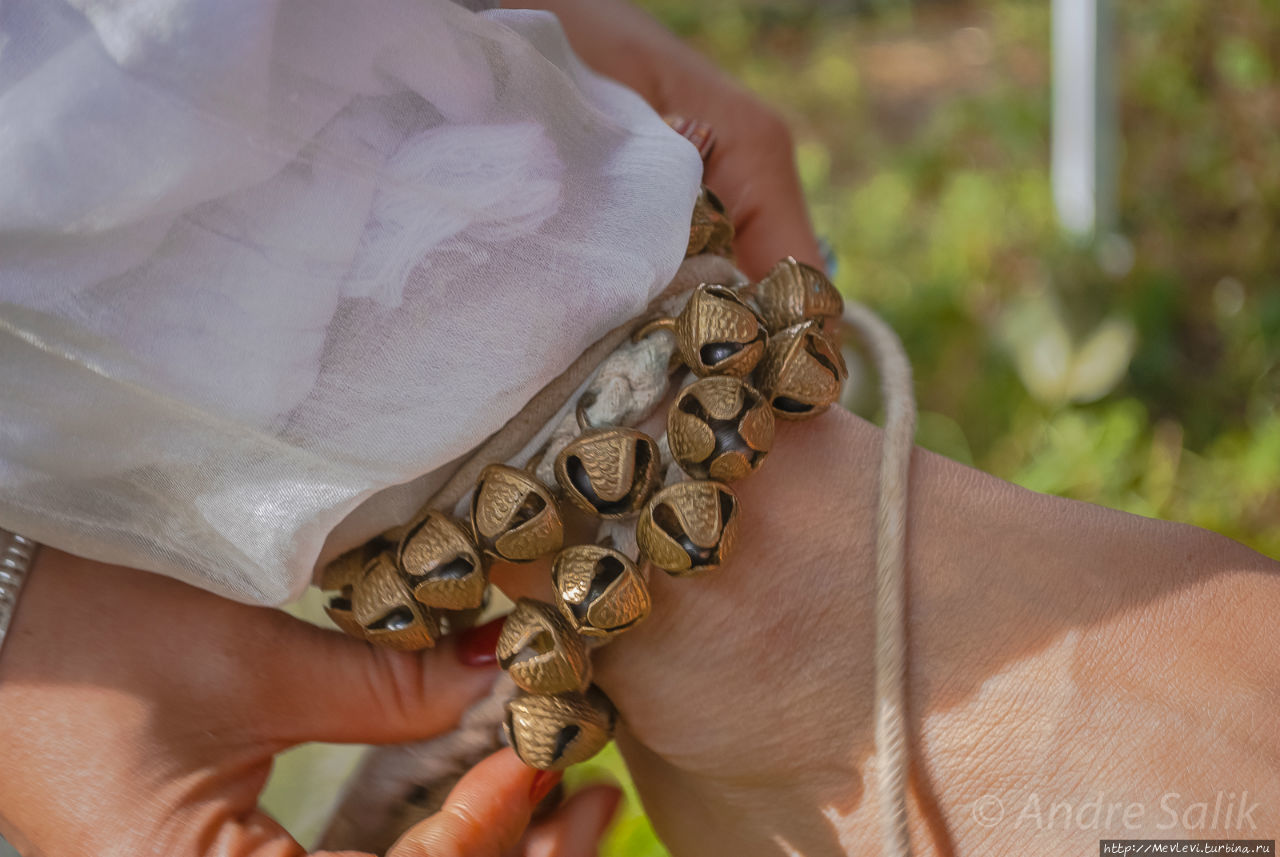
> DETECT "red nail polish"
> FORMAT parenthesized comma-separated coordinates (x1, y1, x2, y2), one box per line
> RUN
(528, 770, 563, 805)
(455, 616, 505, 667)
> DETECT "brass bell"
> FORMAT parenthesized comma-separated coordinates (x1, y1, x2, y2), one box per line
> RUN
(637, 283, 766, 377)
(321, 541, 380, 593)
(753, 256, 844, 331)
(678, 284, 766, 377)
(349, 552, 441, 650)
(496, 598, 592, 695)
(636, 480, 740, 576)
(321, 534, 395, 640)
(322, 589, 368, 642)
(552, 544, 650, 639)
(470, 464, 564, 562)
(554, 428, 662, 519)
(686, 186, 735, 258)
(668, 376, 775, 481)
(756, 320, 849, 420)
(504, 687, 617, 771)
(396, 510, 488, 611)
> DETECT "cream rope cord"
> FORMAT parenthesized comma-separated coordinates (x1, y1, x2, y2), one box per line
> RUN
(841, 302, 916, 857)
(321, 286, 918, 857)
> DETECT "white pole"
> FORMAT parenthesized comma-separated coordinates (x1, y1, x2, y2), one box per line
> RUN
(1052, 0, 1115, 239)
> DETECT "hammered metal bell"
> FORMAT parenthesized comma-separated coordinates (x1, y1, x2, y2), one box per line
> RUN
(349, 552, 441, 650)
(668, 377, 775, 481)
(322, 587, 368, 642)
(396, 510, 488, 611)
(321, 535, 395, 640)
(504, 687, 617, 771)
(686, 186, 734, 258)
(756, 320, 849, 420)
(753, 256, 844, 331)
(496, 598, 592, 695)
(470, 464, 564, 562)
(554, 429, 662, 519)
(671, 284, 767, 377)
(636, 480, 740, 576)
(552, 545, 650, 639)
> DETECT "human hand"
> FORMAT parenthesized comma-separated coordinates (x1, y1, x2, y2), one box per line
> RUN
(497, 408, 1280, 855)
(0, 550, 619, 857)
(513, 0, 823, 280)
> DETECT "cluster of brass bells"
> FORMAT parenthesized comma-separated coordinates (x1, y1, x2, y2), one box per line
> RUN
(490, 254, 846, 769)
(319, 202, 848, 773)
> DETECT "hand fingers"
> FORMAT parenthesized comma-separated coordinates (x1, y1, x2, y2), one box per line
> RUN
(703, 113, 824, 280)
(386, 749, 558, 857)
(505, 784, 623, 857)
(244, 611, 501, 747)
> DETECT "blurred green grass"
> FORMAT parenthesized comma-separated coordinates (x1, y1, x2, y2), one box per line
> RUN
(588, 0, 1280, 853)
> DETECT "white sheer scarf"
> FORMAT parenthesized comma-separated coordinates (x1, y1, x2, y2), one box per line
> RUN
(0, 0, 702, 604)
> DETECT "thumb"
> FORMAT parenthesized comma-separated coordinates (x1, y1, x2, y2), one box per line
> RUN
(386, 749, 556, 857)
(245, 611, 502, 747)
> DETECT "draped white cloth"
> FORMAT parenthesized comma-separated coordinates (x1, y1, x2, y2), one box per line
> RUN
(0, 0, 702, 605)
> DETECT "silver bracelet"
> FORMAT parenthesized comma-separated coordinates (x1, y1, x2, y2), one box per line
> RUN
(0, 528, 38, 659)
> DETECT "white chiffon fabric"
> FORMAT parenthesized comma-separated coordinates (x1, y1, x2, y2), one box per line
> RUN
(0, 0, 702, 605)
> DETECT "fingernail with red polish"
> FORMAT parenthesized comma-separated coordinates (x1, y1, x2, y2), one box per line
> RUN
(528, 770, 563, 805)
(456, 616, 505, 667)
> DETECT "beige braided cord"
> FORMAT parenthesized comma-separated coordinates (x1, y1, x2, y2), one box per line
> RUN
(841, 301, 916, 857)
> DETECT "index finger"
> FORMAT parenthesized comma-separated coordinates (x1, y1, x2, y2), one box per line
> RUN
(703, 116, 824, 280)
(386, 749, 548, 857)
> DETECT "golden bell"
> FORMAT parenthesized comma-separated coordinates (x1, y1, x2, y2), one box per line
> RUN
(753, 256, 844, 331)
(554, 428, 662, 519)
(552, 545, 651, 639)
(673, 284, 767, 377)
(470, 464, 564, 562)
(320, 527, 400, 592)
(668, 376, 775, 481)
(322, 590, 368, 642)
(636, 480, 740, 576)
(496, 598, 592, 695)
(396, 510, 488, 611)
(686, 186, 735, 258)
(504, 687, 617, 771)
(348, 552, 441, 650)
(321, 535, 395, 640)
(756, 320, 848, 420)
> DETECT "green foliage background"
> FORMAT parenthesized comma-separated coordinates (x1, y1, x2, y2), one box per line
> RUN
(582, 1, 1280, 854)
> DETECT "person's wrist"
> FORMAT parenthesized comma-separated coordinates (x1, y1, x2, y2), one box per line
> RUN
(589, 409, 881, 854)
(596, 401, 1280, 855)
(903, 487, 1280, 852)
